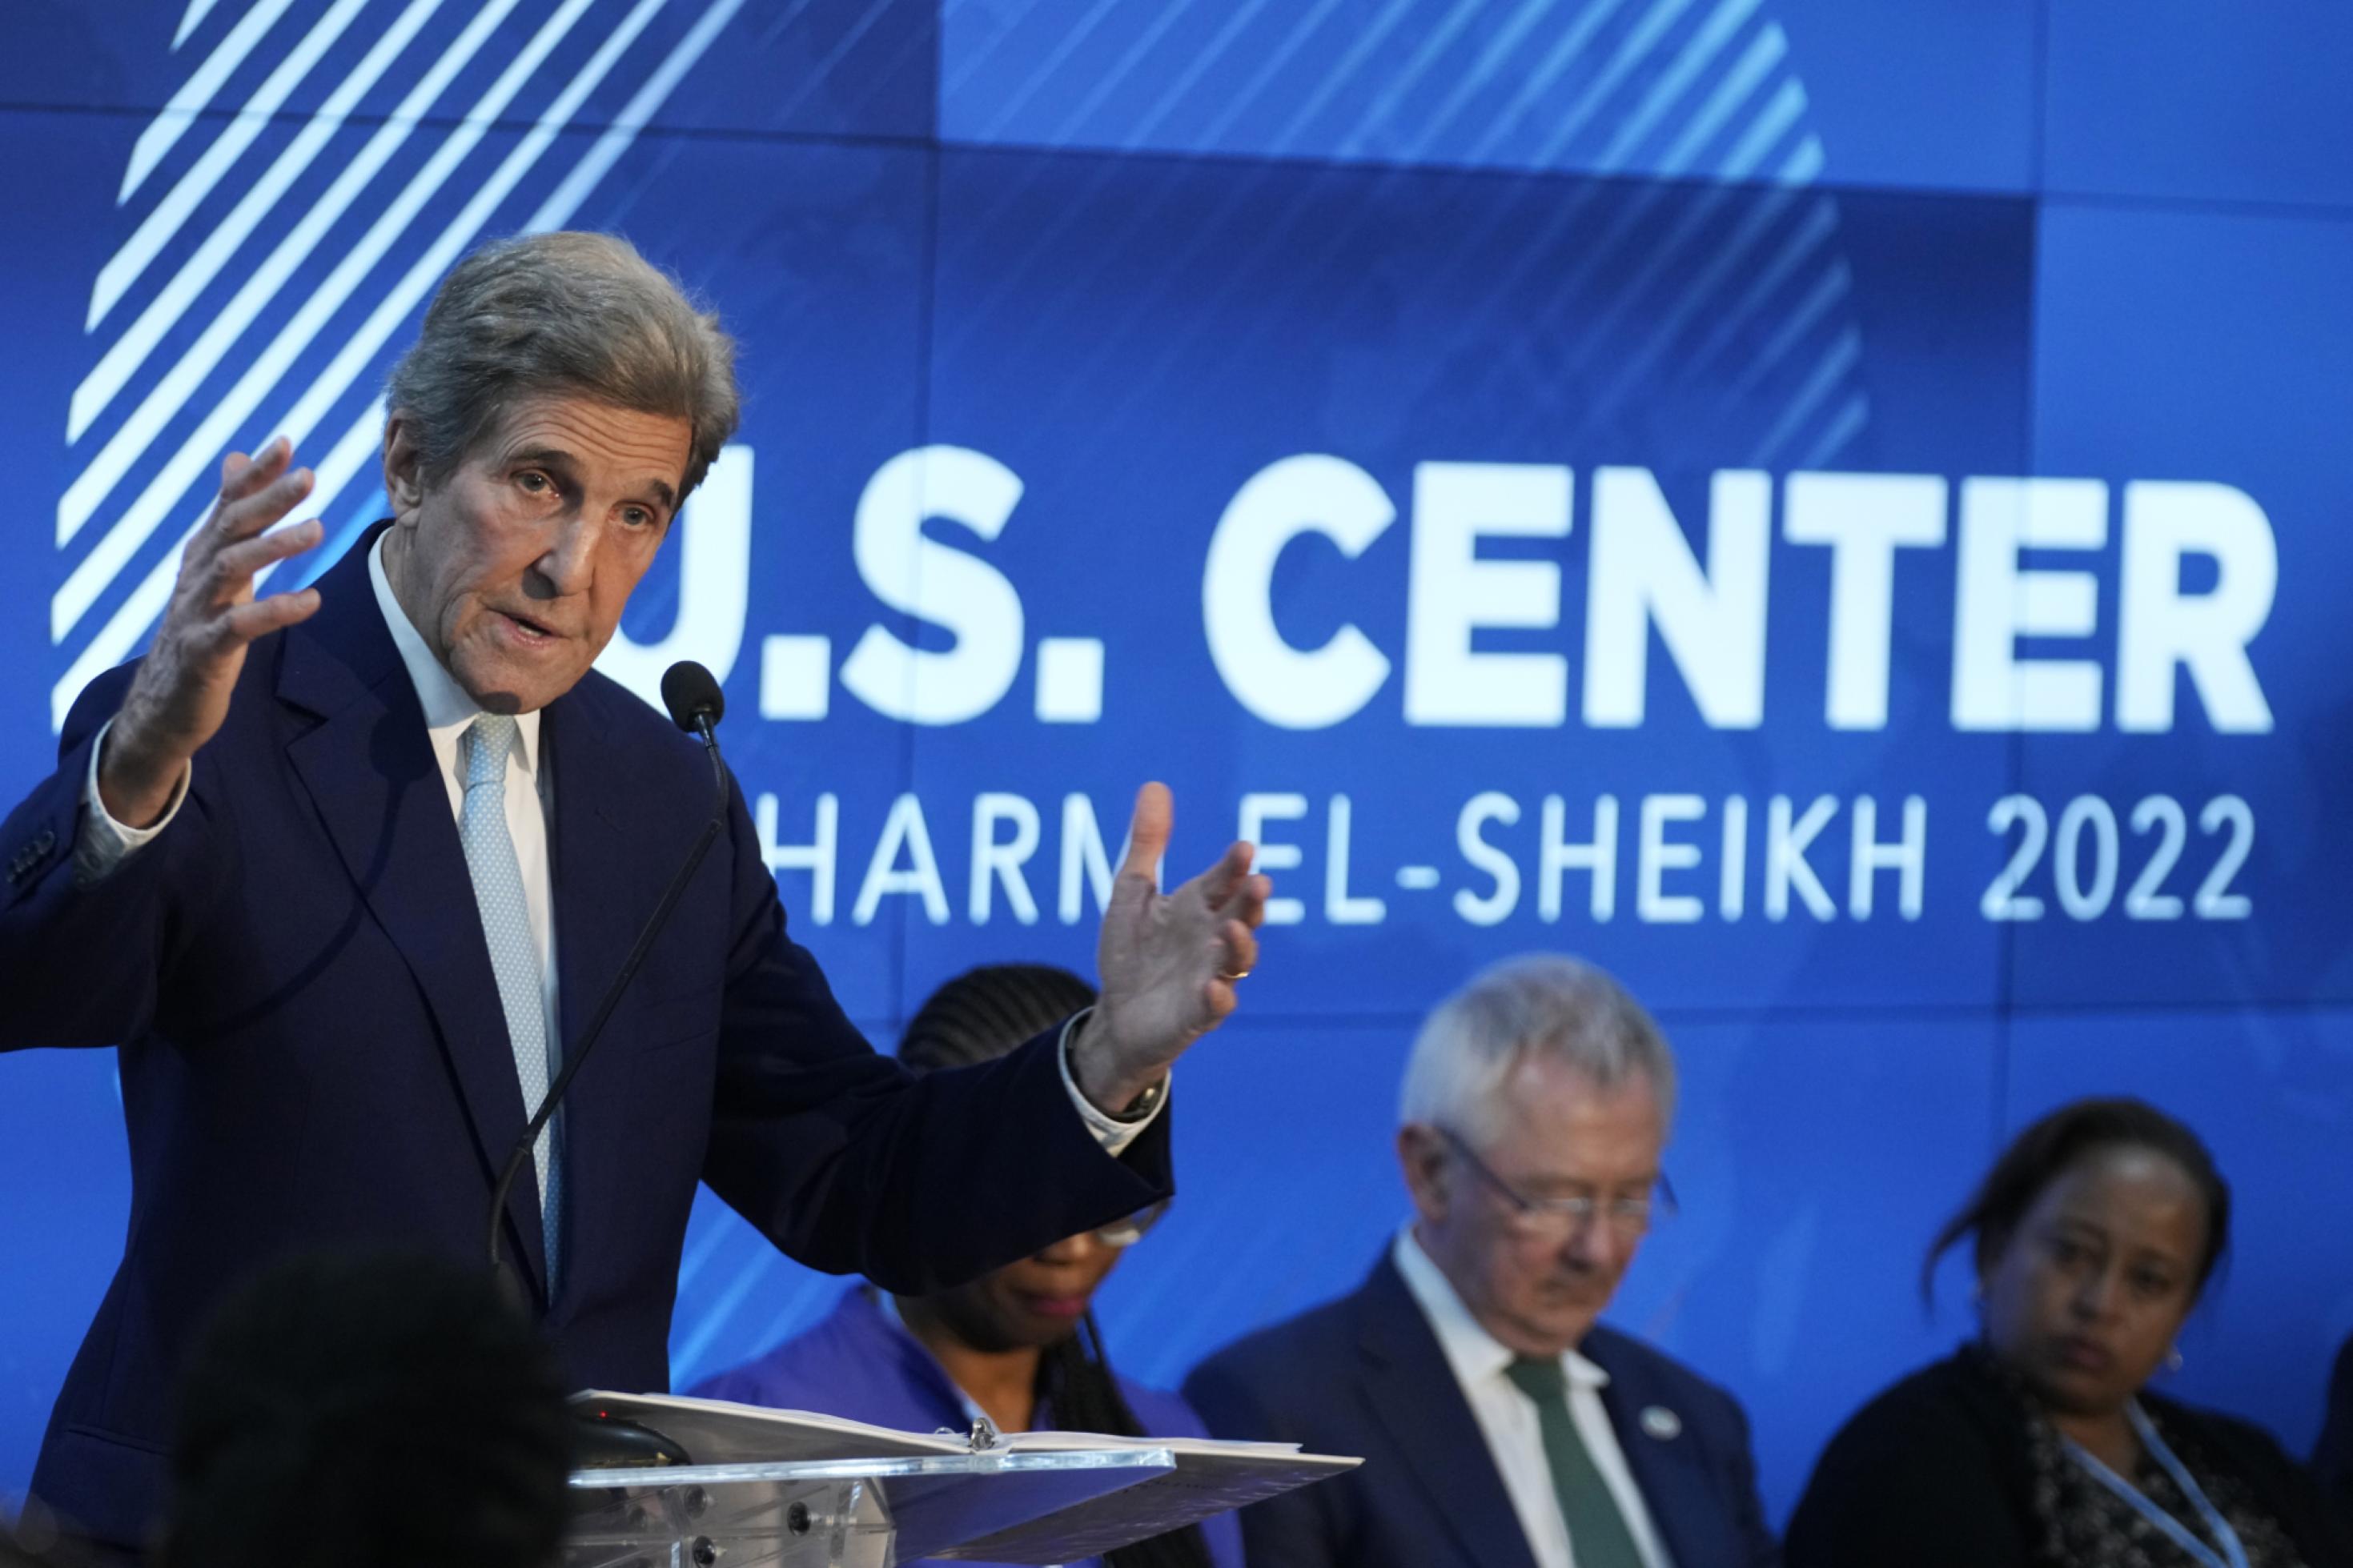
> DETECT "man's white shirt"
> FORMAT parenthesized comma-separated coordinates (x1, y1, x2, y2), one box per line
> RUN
(1391, 1227, 1674, 1568)
(74, 532, 1158, 1153)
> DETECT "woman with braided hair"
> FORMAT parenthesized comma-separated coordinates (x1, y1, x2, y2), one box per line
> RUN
(692, 964, 1238, 1568)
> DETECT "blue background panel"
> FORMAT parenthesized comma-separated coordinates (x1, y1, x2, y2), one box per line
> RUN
(0, 1052, 129, 1502)
(2044, 0, 2353, 211)
(2005, 1005, 2353, 1455)
(919, 144, 2034, 1017)
(2016, 202, 2353, 1009)
(941, 0, 2034, 193)
(0, 2, 932, 140)
(1767, 0, 2037, 194)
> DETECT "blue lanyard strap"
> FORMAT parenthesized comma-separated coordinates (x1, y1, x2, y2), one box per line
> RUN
(2062, 1403, 2251, 1568)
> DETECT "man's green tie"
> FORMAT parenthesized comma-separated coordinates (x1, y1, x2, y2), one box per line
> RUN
(1504, 1356, 1646, 1568)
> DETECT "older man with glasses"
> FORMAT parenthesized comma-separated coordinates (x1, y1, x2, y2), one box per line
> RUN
(1185, 953, 1777, 1568)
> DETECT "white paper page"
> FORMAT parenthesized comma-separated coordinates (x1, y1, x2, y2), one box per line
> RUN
(572, 1390, 972, 1466)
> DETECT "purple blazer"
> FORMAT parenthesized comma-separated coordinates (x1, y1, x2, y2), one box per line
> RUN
(693, 1286, 1245, 1568)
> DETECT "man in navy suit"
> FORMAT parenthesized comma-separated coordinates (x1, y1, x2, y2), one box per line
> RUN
(1186, 955, 1776, 1568)
(0, 232, 1269, 1549)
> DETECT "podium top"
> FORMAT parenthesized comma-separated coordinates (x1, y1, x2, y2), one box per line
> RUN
(567, 1390, 1361, 1562)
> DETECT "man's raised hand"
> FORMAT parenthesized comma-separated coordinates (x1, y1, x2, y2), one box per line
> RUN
(1078, 782, 1271, 1114)
(98, 439, 324, 826)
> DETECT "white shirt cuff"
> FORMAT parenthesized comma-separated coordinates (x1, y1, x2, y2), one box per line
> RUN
(1058, 1008, 1168, 1158)
(75, 719, 191, 885)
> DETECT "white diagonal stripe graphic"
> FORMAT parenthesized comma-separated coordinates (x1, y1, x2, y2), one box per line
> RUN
(1681, 196, 1837, 377)
(1721, 76, 1805, 178)
(1726, 259, 1851, 399)
(1797, 393, 1869, 471)
(122, 0, 300, 203)
(1777, 130, 1825, 183)
(1335, 0, 1487, 158)
(1195, 0, 1351, 148)
(942, 0, 1052, 96)
(58, 0, 713, 723)
(54, 0, 578, 634)
(82, 0, 411, 345)
(1460, 0, 1636, 166)
(1264, 0, 1421, 158)
(1399, 0, 1600, 163)
(58, 0, 523, 548)
(522, 0, 745, 234)
(1656, 18, 1783, 174)
(271, 0, 672, 447)
(1047, 0, 1199, 146)
(176, 0, 223, 49)
(1748, 325, 1862, 466)
(1591, 0, 1761, 172)
(1119, 0, 1273, 150)
(977, 0, 1127, 142)
(1520, 0, 1701, 168)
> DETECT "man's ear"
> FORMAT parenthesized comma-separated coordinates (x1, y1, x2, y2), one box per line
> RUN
(382, 414, 426, 515)
(1397, 1124, 1451, 1227)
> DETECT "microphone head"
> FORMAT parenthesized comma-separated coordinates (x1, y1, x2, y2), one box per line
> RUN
(660, 661, 725, 734)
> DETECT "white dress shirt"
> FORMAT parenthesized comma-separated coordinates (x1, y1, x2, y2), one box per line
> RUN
(1391, 1227, 1674, 1568)
(75, 533, 1160, 1154)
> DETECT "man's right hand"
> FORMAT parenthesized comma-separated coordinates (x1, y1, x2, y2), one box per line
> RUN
(98, 438, 326, 828)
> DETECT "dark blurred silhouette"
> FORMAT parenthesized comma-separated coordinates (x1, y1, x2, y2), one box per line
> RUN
(159, 1250, 574, 1568)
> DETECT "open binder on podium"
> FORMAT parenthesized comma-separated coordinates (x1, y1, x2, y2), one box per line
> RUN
(564, 1390, 1360, 1566)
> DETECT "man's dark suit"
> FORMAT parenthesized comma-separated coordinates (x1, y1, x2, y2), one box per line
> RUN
(1183, 1252, 1778, 1568)
(0, 525, 1170, 1544)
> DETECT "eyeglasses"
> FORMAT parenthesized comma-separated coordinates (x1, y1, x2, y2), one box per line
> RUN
(1434, 1126, 1677, 1239)
(1090, 1198, 1170, 1249)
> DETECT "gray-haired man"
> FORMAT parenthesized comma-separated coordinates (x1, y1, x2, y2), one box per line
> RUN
(0, 231, 1270, 1549)
(1186, 954, 1777, 1568)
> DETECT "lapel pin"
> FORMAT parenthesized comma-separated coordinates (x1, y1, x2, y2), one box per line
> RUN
(1640, 1406, 1681, 1441)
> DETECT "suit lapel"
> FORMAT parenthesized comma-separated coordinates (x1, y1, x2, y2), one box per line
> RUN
(1355, 1255, 1541, 1568)
(541, 676, 697, 1314)
(1586, 1329, 1710, 1568)
(278, 527, 548, 1298)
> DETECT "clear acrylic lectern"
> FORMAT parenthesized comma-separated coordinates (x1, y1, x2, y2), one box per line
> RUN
(564, 1448, 1181, 1567)
(561, 1391, 1359, 1568)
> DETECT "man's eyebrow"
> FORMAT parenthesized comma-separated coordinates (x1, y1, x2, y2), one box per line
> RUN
(504, 445, 579, 472)
(504, 447, 677, 512)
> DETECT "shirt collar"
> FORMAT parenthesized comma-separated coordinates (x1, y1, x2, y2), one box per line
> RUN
(368, 531, 540, 776)
(1391, 1225, 1609, 1393)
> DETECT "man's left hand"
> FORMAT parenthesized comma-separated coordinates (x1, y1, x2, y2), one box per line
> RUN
(1077, 782, 1271, 1114)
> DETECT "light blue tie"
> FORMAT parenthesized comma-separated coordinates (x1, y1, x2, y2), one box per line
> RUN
(460, 715, 562, 1289)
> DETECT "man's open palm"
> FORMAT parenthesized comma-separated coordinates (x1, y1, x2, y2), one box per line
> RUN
(1080, 783, 1270, 1113)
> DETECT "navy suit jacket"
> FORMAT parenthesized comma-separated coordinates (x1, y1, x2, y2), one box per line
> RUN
(1183, 1252, 1779, 1568)
(0, 526, 1171, 1544)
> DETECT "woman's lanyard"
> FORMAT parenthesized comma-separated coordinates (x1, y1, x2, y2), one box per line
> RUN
(2062, 1402, 2251, 1568)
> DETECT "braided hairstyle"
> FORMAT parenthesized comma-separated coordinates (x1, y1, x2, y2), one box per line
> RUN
(899, 964, 1214, 1568)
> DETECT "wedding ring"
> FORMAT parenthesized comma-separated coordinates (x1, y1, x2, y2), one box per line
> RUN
(1219, 966, 1253, 982)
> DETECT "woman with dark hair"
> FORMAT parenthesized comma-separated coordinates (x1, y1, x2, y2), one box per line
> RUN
(1786, 1097, 2351, 1568)
(691, 964, 1237, 1568)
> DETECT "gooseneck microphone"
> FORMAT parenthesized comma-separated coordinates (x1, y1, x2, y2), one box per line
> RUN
(486, 660, 732, 1303)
